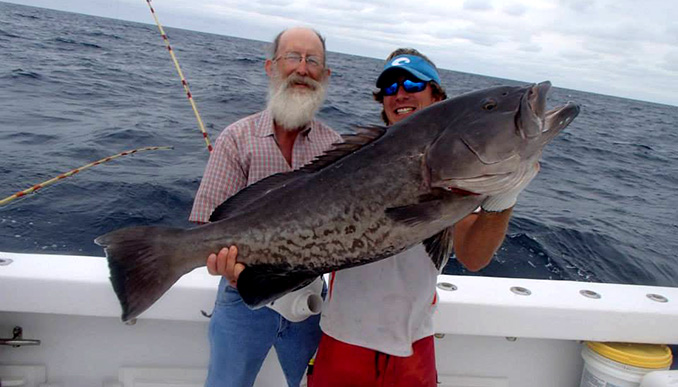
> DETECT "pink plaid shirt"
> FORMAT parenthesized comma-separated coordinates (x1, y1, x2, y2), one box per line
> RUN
(190, 109, 342, 223)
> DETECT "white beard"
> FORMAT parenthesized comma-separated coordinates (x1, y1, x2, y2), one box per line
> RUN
(267, 71, 327, 131)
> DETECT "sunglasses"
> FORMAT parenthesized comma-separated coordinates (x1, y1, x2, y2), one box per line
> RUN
(382, 79, 428, 96)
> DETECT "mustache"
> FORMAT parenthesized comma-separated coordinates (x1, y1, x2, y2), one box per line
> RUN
(283, 73, 321, 91)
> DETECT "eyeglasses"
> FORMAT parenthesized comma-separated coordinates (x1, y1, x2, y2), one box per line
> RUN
(274, 52, 324, 69)
(382, 79, 428, 96)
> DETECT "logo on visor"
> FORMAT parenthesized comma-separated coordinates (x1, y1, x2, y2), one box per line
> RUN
(391, 57, 411, 66)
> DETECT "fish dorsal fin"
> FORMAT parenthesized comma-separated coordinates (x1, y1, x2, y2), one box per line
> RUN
(296, 125, 388, 173)
(423, 226, 455, 271)
(210, 171, 305, 221)
(210, 125, 388, 222)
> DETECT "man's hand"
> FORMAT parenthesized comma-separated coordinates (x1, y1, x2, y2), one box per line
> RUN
(207, 246, 245, 287)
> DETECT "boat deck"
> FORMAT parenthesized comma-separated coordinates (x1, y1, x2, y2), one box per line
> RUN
(1, 251, 676, 386)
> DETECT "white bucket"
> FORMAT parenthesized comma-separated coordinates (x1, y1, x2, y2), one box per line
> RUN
(580, 342, 673, 387)
(641, 371, 678, 387)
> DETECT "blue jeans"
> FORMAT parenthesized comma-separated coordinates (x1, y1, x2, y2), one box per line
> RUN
(205, 277, 323, 387)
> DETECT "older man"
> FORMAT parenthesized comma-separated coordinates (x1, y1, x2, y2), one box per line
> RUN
(191, 27, 341, 387)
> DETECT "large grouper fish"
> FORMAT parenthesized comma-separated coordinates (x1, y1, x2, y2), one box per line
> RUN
(96, 81, 580, 322)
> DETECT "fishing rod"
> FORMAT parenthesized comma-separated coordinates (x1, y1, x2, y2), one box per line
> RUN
(3, 3, 210, 207)
(145, 0, 213, 153)
(0, 146, 173, 207)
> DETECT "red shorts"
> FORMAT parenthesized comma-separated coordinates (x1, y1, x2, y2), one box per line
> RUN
(308, 333, 437, 387)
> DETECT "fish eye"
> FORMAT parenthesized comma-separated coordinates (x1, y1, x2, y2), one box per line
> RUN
(482, 99, 497, 111)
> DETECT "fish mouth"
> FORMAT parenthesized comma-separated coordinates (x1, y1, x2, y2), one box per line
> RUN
(521, 81, 580, 144)
(530, 82, 581, 136)
(518, 81, 551, 138)
(530, 81, 551, 121)
(544, 102, 580, 133)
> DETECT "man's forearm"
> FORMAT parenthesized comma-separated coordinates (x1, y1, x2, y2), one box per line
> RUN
(453, 208, 512, 271)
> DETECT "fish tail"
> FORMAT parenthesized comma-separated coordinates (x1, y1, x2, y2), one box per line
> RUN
(95, 226, 186, 322)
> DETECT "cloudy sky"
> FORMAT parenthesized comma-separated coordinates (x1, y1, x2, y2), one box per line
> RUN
(6, 0, 678, 106)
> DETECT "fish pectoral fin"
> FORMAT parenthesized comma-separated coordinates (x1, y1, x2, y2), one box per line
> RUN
(423, 226, 455, 271)
(385, 200, 442, 227)
(237, 266, 317, 309)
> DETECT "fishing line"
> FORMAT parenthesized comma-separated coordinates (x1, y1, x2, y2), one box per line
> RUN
(145, 0, 213, 153)
(3, 3, 209, 207)
(0, 146, 173, 207)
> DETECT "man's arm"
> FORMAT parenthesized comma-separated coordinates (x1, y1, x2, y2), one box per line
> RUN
(452, 162, 540, 272)
(452, 209, 512, 271)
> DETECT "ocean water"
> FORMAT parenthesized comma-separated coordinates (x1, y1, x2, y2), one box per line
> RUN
(1, 2, 677, 288)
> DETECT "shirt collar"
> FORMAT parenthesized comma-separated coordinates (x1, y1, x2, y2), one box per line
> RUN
(256, 109, 315, 140)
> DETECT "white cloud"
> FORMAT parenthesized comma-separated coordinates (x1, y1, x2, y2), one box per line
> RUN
(503, 3, 527, 16)
(4, 0, 678, 105)
(661, 51, 678, 72)
(558, 0, 594, 13)
(518, 43, 542, 52)
(463, 0, 493, 11)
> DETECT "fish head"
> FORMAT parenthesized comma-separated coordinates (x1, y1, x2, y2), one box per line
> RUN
(425, 81, 579, 196)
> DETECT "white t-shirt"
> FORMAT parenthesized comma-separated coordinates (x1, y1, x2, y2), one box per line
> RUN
(319, 243, 439, 356)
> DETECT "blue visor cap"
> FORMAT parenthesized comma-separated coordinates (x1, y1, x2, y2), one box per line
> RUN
(376, 55, 441, 88)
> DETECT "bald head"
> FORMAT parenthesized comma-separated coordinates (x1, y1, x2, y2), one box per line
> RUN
(270, 27, 327, 65)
